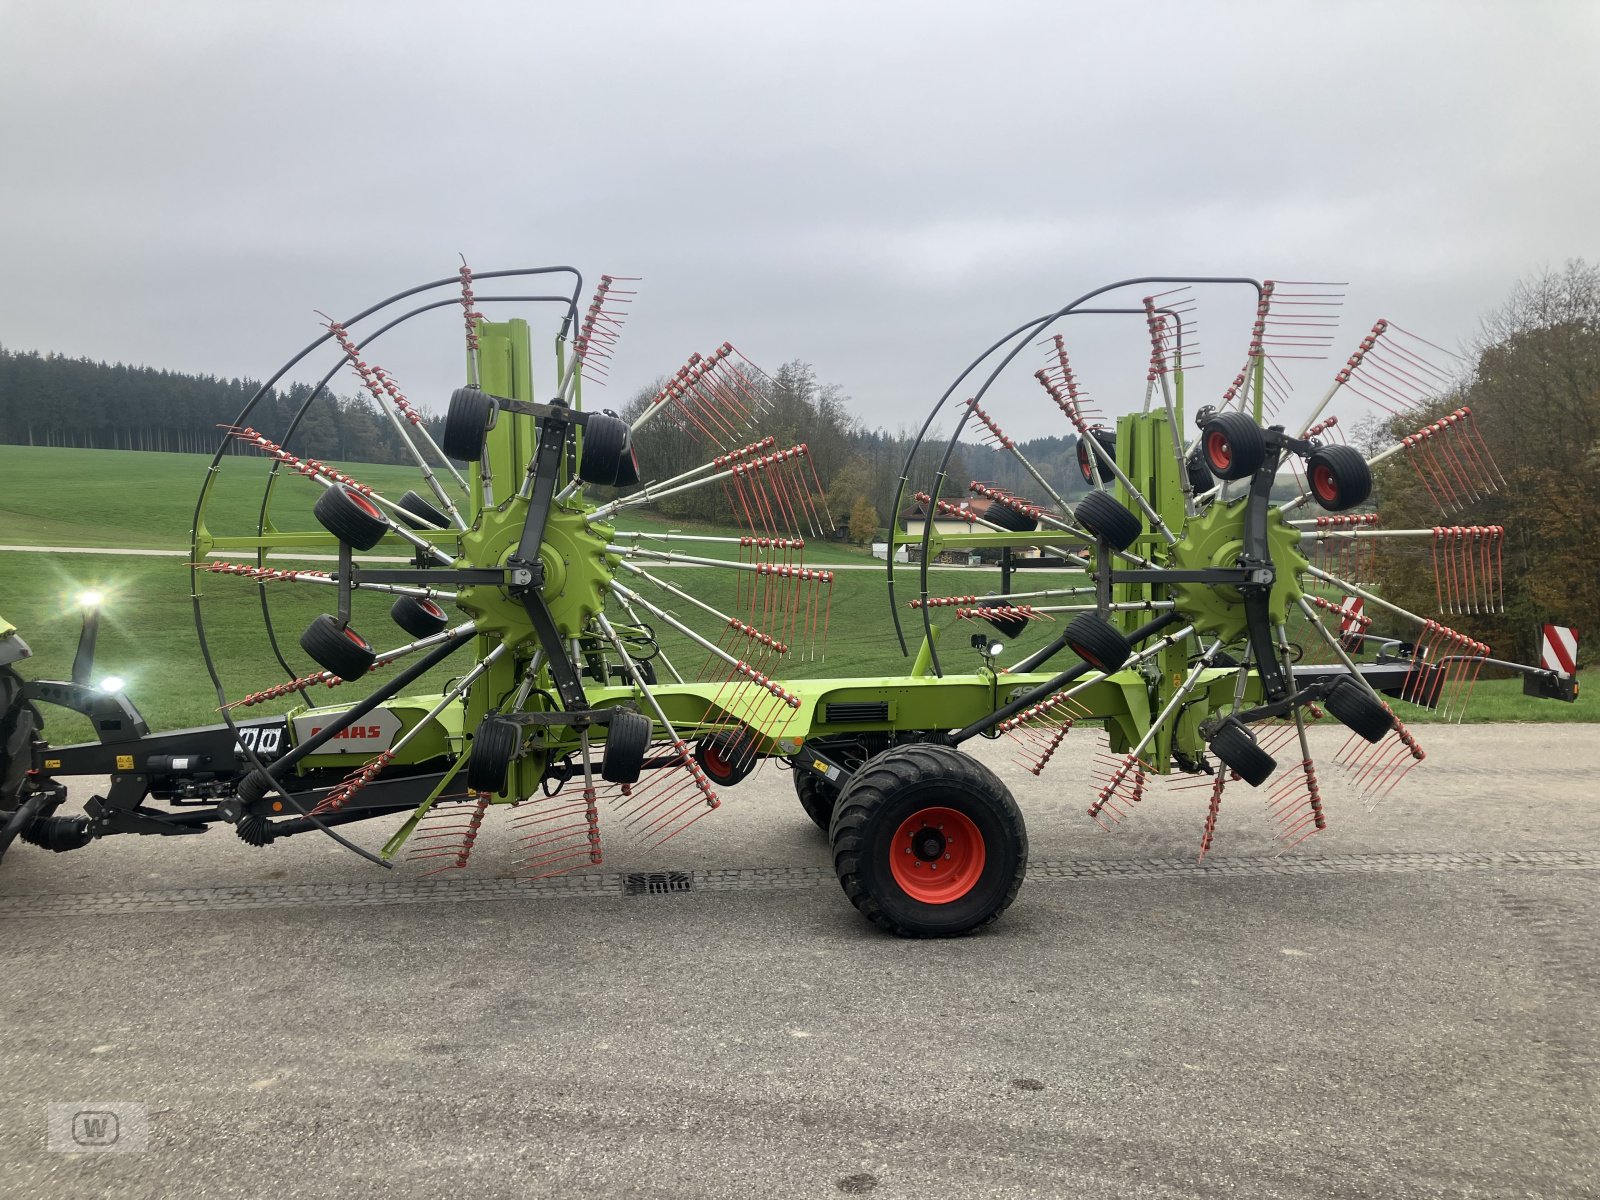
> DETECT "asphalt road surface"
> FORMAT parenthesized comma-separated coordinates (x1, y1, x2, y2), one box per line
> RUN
(3, 724, 1596, 1199)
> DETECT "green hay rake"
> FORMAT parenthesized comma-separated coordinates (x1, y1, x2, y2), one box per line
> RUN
(0, 267, 1576, 936)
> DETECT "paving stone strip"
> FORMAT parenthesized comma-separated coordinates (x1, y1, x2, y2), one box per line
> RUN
(2, 850, 1595, 918)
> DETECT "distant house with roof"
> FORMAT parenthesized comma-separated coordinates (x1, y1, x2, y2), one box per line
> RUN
(895, 492, 1041, 563)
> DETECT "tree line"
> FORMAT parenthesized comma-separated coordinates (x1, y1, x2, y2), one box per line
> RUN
(616, 359, 1090, 537)
(1369, 260, 1599, 665)
(0, 346, 442, 463)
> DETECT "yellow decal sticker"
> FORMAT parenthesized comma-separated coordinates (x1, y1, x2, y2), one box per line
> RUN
(44, 758, 61, 769)
(116, 754, 135, 770)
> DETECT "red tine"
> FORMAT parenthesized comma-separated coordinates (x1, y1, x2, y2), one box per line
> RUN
(1197, 774, 1227, 862)
(458, 261, 485, 354)
(1087, 753, 1152, 830)
(413, 793, 491, 876)
(224, 425, 375, 495)
(311, 751, 397, 815)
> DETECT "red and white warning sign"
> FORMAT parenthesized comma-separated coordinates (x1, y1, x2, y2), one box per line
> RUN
(1540, 624, 1579, 675)
(1338, 595, 1365, 636)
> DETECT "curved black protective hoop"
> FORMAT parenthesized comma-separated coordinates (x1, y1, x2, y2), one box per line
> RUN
(888, 276, 1262, 675)
(189, 267, 585, 862)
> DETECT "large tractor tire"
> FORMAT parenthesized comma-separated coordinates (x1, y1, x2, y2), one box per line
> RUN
(794, 768, 839, 834)
(829, 743, 1027, 938)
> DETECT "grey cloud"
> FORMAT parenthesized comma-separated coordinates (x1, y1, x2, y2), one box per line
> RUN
(2, 0, 1594, 438)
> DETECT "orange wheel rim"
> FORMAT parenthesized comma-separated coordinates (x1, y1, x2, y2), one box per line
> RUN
(1311, 464, 1338, 502)
(1068, 641, 1104, 670)
(702, 742, 731, 779)
(1206, 430, 1231, 471)
(889, 806, 986, 904)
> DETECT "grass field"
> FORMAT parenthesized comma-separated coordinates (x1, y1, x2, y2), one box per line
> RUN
(0, 549, 1070, 744)
(0, 444, 879, 564)
(1, 445, 1590, 741)
(0, 446, 435, 551)
(0, 442, 1048, 738)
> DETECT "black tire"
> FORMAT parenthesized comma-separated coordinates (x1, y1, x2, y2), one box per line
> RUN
(467, 715, 522, 794)
(1062, 613, 1132, 673)
(612, 446, 641, 488)
(982, 497, 1038, 534)
(1200, 411, 1266, 481)
(1305, 444, 1372, 512)
(396, 490, 449, 530)
(1209, 720, 1276, 787)
(829, 743, 1027, 938)
(299, 614, 376, 682)
(1, 669, 39, 809)
(1185, 449, 1214, 494)
(601, 709, 651, 784)
(794, 768, 839, 833)
(1074, 489, 1142, 552)
(442, 387, 493, 461)
(390, 595, 450, 640)
(695, 729, 759, 787)
(1075, 429, 1117, 484)
(313, 483, 388, 551)
(979, 593, 1028, 639)
(1323, 676, 1394, 743)
(580, 412, 633, 486)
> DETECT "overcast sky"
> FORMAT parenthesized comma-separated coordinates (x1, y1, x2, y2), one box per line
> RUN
(2, 1, 1596, 442)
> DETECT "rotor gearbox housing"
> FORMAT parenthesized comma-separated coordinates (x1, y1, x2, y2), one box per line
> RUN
(1169, 500, 1308, 643)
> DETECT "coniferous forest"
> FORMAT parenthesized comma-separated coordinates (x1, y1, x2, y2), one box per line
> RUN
(0, 346, 443, 463)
